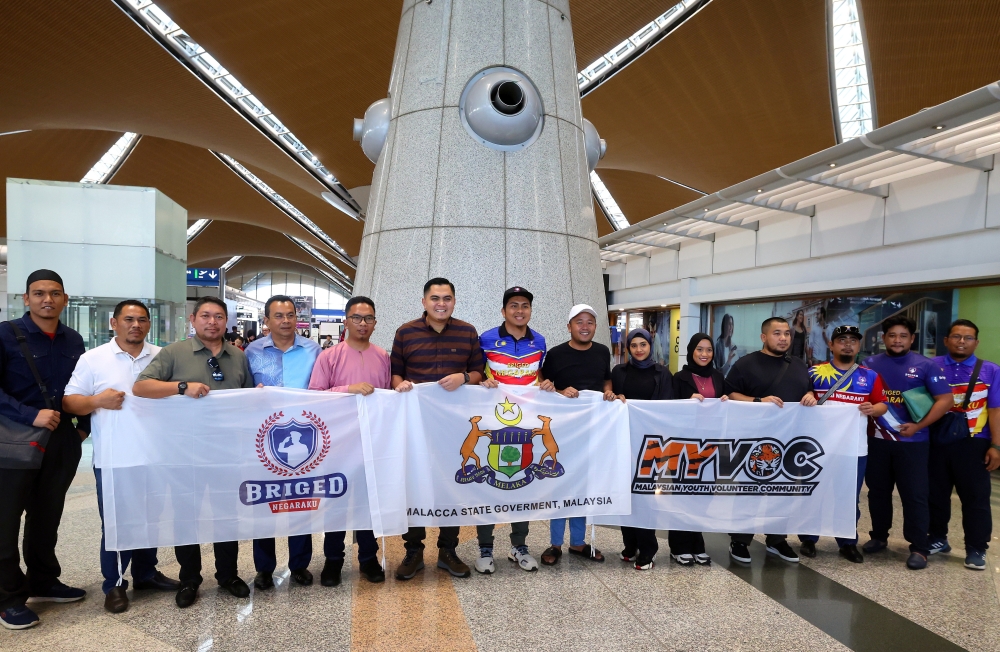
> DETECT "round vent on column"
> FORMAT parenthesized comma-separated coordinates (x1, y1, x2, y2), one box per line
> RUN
(459, 67, 544, 151)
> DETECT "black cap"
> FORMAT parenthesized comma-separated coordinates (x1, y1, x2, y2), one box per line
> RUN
(502, 286, 533, 306)
(831, 325, 862, 340)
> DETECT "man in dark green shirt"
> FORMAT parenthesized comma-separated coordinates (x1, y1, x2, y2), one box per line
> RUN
(134, 296, 254, 609)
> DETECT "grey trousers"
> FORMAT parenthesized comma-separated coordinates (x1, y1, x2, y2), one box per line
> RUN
(477, 521, 529, 548)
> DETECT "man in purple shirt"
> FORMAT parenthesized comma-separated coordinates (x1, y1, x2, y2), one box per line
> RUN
(308, 296, 389, 585)
(929, 319, 1000, 570)
(863, 315, 953, 570)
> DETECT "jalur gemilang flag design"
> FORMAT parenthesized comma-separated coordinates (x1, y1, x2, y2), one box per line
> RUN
(97, 387, 404, 551)
(360, 384, 632, 527)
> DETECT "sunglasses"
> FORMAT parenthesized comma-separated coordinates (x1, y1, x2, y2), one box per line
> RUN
(207, 356, 224, 382)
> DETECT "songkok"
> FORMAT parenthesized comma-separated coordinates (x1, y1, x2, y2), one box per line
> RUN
(25, 269, 64, 293)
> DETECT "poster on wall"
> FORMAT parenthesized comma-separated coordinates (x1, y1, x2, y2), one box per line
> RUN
(710, 289, 956, 376)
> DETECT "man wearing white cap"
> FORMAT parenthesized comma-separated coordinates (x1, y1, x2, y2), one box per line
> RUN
(537, 304, 618, 566)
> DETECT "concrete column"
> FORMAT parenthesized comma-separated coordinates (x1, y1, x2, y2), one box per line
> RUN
(354, 0, 609, 350)
(677, 278, 701, 369)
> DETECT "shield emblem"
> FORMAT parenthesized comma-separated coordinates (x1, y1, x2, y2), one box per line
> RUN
(268, 420, 318, 471)
(488, 427, 533, 478)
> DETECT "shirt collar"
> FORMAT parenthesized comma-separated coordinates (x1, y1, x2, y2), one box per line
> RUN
(19, 315, 65, 336)
(498, 323, 534, 342)
(422, 314, 452, 332)
(260, 334, 306, 351)
(189, 336, 229, 356)
(110, 338, 153, 359)
(944, 353, 977, 367)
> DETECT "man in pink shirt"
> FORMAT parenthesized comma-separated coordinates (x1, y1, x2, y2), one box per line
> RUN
(308, 296, 390, 585)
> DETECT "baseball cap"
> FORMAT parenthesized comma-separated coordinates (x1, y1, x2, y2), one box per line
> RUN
(831, 325, 862, 340)
(502, 286, 533, 306)
(567, 304, 598, 322)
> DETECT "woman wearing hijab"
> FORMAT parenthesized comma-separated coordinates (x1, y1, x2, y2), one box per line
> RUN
(611, 328, 673, 570)
(670, 333, 729, 566)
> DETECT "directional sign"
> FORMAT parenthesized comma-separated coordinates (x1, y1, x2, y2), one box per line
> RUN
(187, 268, 221, 287)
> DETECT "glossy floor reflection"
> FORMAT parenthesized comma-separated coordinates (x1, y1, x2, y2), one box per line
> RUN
(3, 448, 998, 651)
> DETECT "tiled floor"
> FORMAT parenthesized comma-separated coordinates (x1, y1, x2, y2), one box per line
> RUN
(3, 449, 998, 651)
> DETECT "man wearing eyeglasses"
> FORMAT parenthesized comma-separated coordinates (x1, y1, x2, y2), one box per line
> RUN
(133, 296, 255, 608)
(308, 296, 389, 586)
(63, 300, 179, 614)
(244, 295, 321, 592)
(929, 319, 1000, 571)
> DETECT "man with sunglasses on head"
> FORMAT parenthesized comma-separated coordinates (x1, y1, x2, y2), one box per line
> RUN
(244, 295, 322, 592)
(133, 296, 255, 608)
(308, 296, 389, 586)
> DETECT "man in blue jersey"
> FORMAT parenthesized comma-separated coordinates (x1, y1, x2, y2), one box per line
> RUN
(476, 287, 546, 574)
(863, 315, 953, 570)
(798, 326, 887, 563)
(244, 296, 322, 590)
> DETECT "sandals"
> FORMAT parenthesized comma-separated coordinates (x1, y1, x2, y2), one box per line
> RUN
(541, 546, 562, 566)
(568, 545, 605, 562)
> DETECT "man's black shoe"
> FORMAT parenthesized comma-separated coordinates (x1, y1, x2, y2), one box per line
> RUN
(104, 586, 128, 613)
(729, 541, 751, 564)
(133, 571, 181, 592)
(360, 558, 386, 583)
(839, 545, 864, 563)
(219, 577, 250, 598)
(799, 541, 817, 558)
(253, 572, 274, 590)
(175, 583, 198, 609)
(766, 539, 800, 563)
(290, 568, 313, 586)
(321, 559, 344, 587)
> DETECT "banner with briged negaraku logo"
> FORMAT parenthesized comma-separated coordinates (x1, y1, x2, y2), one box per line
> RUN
(597, 400, 863, 537)
(359, 384, 633, 528)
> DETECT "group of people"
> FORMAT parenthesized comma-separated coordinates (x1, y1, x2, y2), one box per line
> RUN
(0, 269, 996, 632)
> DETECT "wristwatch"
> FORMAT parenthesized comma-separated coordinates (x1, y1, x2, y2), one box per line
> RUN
(178, 381, 188, 396)
(753, 397, 761, 403)
(462, 372, 470, 385)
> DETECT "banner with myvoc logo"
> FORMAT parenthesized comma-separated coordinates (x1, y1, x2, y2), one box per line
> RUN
(596, 400, 863, 537)
(98, 388, 387, 551)
(359, 384, 633, 528)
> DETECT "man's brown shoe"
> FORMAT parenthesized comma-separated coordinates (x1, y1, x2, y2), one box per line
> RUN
(104, 586, 128, 613)
(437, 549, 471, 578)
(395, 549, 424, 580)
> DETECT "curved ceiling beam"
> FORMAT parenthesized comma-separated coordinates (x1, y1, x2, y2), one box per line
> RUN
(596, 168, 704, 228)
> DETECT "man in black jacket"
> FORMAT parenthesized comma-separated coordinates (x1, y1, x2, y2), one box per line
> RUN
(0, 270, 89, 630)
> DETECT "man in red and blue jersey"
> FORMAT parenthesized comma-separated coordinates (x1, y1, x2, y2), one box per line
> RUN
(863, 315, 953, 570)
(475, 287, 546, 574)
(799, 325, 887, 564)
(929, 319, 1000, 571)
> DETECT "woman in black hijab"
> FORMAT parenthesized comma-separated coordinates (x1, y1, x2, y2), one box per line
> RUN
(669, 333, 728, 566)
(611, 328, 672, 570)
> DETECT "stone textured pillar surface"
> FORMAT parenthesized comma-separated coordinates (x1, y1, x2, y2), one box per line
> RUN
(354, 0, 610, 351)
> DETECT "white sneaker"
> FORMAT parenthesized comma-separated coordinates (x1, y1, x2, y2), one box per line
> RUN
(508, 546, 539, 572)
(474, 547, 495, 574)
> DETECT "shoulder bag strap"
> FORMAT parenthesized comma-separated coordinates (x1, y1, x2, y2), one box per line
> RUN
(762, 356, 791, 397)
(817, 363, 860, 405)
(960, 359, 984, 410)
(8, 321, 55, 410)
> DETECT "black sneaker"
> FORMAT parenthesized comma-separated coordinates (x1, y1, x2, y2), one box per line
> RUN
(359, 558, 386, 583)
(620, 547, 637, 562)
(27, 581, 86, 603)
(322, 558, 344, 587)
(766, 540, 800, 563)
(729, 541, 751, 563)
(799, 541, 817, 558)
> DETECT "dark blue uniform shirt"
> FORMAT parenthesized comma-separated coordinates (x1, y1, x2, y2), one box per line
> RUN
(0, 315, 89, 432)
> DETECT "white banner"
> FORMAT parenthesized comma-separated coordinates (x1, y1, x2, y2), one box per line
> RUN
(596, 400, 862, 537)
(361, 384, 632, 527)
(98, 387, 403, 551)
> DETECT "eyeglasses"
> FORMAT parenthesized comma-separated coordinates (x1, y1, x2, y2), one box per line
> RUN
(347, 315, 376, 324)
(207, 356, 224, 382)
(948, 335, 977, 343)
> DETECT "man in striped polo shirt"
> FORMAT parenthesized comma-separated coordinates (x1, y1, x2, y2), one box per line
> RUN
(391, 277, 485, 580)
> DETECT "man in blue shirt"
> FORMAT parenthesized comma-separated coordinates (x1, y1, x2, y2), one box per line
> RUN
(863, 315, 953, 570)
(0, 270, 90, 630)
(244, 295, 321, 590)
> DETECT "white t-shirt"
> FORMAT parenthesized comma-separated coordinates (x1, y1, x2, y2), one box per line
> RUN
(65, 339, 160, 467)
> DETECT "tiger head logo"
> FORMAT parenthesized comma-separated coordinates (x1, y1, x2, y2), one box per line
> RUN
(746, 442, 782, 480)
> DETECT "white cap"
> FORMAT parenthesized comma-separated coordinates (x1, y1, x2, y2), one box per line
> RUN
(567, 304, 598, 322)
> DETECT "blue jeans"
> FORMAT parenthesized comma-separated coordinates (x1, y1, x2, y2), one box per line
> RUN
(253, 535, 313, 573)
(799, 455, 867, 547)
(94, 467, 158, 594)
(550, 517, 587, 547)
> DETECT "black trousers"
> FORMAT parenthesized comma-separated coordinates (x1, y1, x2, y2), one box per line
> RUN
(929, 437, 992, 552)
(620, 527, 658, 559)
(401, 526, 459, 552)
(0, 425, 82, 609)
(175, 542, 239, 586)
(668, 530, 706, 555)
(730, 533, 785, 546)
(865, 437, 930, 554)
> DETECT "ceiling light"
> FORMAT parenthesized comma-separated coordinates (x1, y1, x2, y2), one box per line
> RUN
(286, 235, 353, 284)
(933, 125, 945, 130)
(186, 218, 212, 244)
(660, 304, 667, 307)
(829, 163, 837, 167)
(756, 189, 763, 193)
(591, 171, 629, 230)
(80, 132, 140, 184)
(703, 208, 709, 212)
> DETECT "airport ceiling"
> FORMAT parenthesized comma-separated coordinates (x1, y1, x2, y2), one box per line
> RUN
(2, 0, 999, 288)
